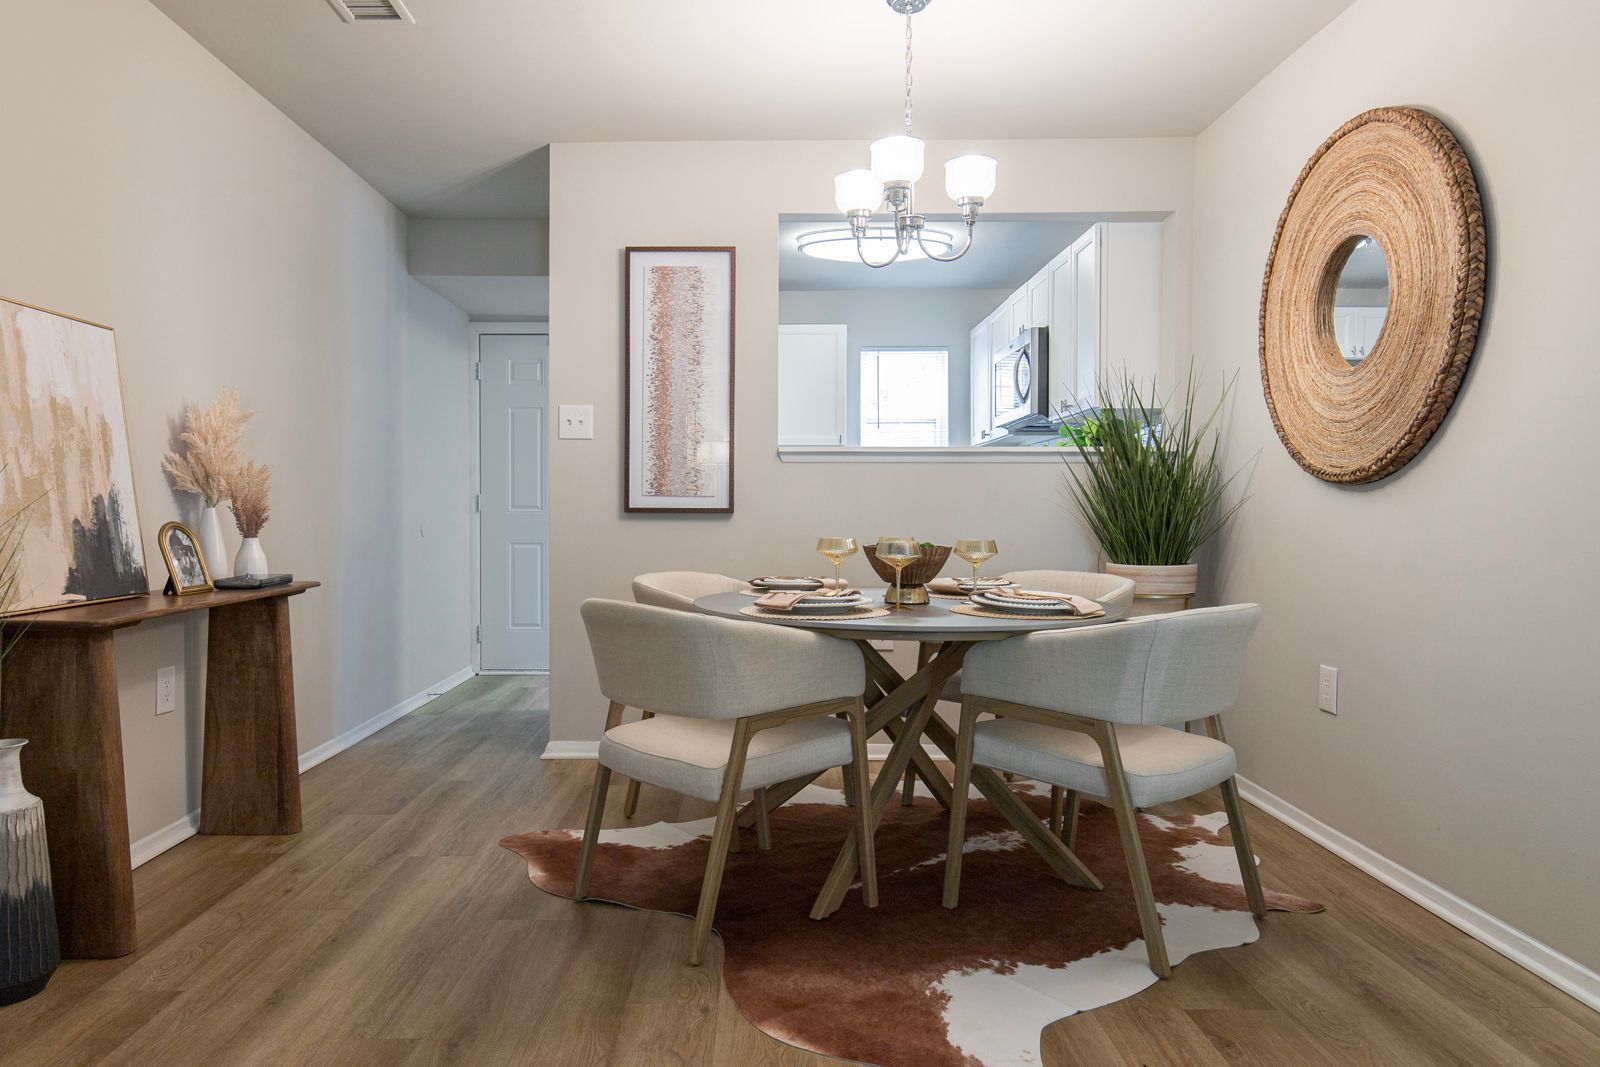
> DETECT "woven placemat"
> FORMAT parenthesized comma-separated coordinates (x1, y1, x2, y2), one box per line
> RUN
(739, 605, 890, 622)
(948, 603, 1104, 622)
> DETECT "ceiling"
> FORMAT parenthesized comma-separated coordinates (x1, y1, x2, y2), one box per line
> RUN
(778, 218, 1090, 291)
(149, 0, 1354, 218)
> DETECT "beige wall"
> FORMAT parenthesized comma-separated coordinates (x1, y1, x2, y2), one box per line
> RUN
(1192, 0, 1600, 968)
(547, 138, 1193, 746)
(0, 0, 472, 844)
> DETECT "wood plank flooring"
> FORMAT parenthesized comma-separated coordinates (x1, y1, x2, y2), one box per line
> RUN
(2, 676, 1597, 1065)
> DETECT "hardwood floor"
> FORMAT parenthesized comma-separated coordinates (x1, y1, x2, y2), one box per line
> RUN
(3, 675, 1597, 1065)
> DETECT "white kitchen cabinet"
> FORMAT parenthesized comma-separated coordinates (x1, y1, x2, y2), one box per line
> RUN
(969, 322, 990, 443)
(1008, 288, 1031, 334)
(1333, 305, 1387, 363)
(1044, 222, 1162, 412)
(1028, 271, 1051, 334)
(777, 324, 848, 445)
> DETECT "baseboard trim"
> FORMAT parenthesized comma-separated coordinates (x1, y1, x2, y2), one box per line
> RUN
(1237, 775, 1600, 1013)
(128, 665, 476, 869)
(130, 810, 202, 869)
(541, 740, 601, 760)
(298, 665, 476, 774)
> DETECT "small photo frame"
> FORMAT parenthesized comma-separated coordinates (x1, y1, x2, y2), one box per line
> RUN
(158, 521, 213, 595)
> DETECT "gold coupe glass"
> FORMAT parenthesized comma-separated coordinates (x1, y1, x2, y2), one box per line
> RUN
(953, 538, 999, 592)
(874, 536, 921, 610)
(816, 537, 858, 589)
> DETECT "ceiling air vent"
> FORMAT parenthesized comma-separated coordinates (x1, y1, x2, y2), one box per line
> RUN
(327, 0, 415, 23)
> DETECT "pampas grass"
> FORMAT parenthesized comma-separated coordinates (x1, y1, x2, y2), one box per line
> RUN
(229, 461, 272, 539)
(162, 387, 253, 507)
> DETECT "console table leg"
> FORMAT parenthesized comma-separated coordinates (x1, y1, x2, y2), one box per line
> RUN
(200, 596, 302, 835)
(0, 629, 137, 958)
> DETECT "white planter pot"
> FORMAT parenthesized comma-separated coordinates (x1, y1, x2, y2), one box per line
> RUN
(234, 537, 269, 578)
(197, 505, 229, 579)
(1103, 562, 1198, 617)
(0, 738, 59, 1005)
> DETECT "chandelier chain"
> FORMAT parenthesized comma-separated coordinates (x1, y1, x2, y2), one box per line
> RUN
(903, 14, 914, 135)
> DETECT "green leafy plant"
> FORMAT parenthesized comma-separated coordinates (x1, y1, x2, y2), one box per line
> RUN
(1055, 414, 1105, 449)
(1058, 370, 1250, 566)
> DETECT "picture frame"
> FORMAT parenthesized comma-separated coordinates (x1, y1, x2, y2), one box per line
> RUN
(1, 296, 150, 616)
(624, 247, 735, 513)
(157, 521, 213, 596)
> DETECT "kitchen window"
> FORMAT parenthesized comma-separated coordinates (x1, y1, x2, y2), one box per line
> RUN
(860, 348, 949, 447)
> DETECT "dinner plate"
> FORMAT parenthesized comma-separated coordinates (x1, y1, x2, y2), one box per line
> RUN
(973, 590, 1071, 614)
(956, 578, 1014, 591)
(792, 594, 867, 612)
(750, 577, 824, 590)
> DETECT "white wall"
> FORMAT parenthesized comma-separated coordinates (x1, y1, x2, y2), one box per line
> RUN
(1191, 0, 1600, 970)
(0, 0, 472, 845)
(548, 138, 1192, 746)
(778, 288, 1011, 446)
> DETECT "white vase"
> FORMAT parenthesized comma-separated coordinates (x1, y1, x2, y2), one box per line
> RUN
(1, 738, 60, 1006)
(234, 537, 269, 577)
(197, 505, 229, 579)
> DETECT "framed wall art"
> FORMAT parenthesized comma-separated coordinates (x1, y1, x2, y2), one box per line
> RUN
(0, 297, 149, 615)
(624, 247, 735, 513)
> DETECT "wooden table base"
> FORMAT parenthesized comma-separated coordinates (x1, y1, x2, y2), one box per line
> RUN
(0, 582, 317, 958)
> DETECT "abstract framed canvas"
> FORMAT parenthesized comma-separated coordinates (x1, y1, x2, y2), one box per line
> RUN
(624, 247, 735, 513)
(0, 298, 148, 615)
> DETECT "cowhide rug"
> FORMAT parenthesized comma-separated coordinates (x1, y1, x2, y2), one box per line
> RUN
(501, 783, 1321, 1066)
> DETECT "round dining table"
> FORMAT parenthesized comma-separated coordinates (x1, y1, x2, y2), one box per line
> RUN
(693, 587, 1125, 919)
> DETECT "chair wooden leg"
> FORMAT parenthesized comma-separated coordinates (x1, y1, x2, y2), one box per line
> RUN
(1048, 786, 1065, 837)
(942, 700, 979, 908)
(1063, 789, 1081, 852)
(754, 788, 773, 851)
(689, 719, 753, 966)
(1095, 723, 1170, 978)
(847, 701, 878, 908)
(1220, 776, 1266, 918)
(575, 701, 628, 901)
(622, 709, 653, 819)
(573, 764, 612, 902)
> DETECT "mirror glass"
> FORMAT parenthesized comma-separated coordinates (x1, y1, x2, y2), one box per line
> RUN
(776, 212, 1165, 450)
(1331, 237, 1389, 365)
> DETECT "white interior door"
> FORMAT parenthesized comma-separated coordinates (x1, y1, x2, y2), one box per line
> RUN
(478, 330, 549, 671)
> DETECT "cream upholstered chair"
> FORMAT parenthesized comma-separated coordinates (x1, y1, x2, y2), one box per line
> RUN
(923, 570, 1137, 817)
(631, 571, 745, 611)
(575, 599, 877, 965)
(624, 572, 748, 820)
(942, 604, 1263, 978)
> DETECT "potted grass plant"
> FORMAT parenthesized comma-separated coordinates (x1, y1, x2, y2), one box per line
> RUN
(1057, 370, 1249, 616)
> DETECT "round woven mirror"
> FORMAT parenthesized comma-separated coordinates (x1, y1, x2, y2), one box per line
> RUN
(1260, 107, 1486, 484)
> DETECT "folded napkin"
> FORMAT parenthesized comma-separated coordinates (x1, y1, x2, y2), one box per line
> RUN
(929, 576, 1010, 594)
(754, 587, 862, 611)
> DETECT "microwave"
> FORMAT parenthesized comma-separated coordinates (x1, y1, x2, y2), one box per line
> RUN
(990, 326, 1051, 432)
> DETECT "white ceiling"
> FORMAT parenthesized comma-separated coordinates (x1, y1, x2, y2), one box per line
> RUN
(149, 0, 1354, 218)
(779, 218, 1090, 291)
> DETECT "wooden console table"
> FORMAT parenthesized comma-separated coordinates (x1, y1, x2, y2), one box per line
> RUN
(0, 581, 319, 959)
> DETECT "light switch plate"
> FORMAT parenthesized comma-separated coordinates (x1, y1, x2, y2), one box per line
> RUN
(558, 405, 594, 440)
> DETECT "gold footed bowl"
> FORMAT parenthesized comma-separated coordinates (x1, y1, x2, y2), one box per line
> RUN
(864, 544, 951, 607)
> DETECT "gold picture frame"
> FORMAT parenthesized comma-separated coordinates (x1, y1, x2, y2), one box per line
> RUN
(157, 521, 213, 596)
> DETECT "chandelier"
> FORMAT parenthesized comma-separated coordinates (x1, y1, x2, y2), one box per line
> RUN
(806, 0, 996, 269)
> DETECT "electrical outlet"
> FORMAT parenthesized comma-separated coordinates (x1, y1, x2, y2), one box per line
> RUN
(156, 667, 177, 715)
(557, 405, 594, 440)
(1318, 665, 1338, 715)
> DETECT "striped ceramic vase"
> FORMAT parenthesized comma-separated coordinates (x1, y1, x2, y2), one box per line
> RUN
(1, 738, 59, 1006)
